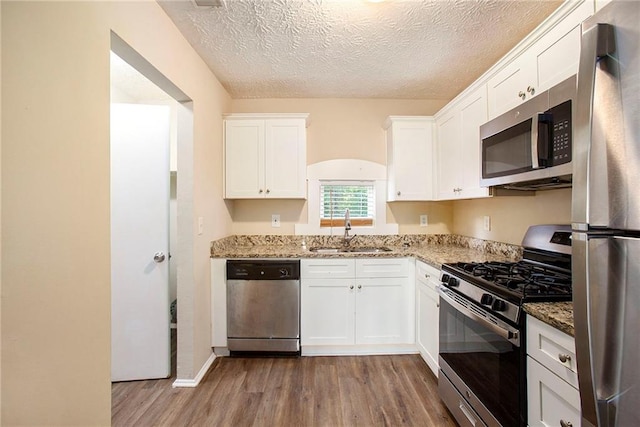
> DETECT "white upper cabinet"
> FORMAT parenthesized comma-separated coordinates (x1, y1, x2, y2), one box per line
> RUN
(487, 0, 594, 119)
(224, 114, 309, 199)
(385, 116, 435, 201)
(436, 86, 491, 200)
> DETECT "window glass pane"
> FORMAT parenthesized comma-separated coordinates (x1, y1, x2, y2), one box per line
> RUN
(319, 182, 375, 223)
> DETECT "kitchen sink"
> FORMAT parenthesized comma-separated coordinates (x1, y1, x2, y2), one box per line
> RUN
(309, 246, 392, 253)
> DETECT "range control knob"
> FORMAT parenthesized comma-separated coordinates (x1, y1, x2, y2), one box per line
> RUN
(492, 299, 507, 312)
(441, 274, 450, 284)
(480, 294, 494, 306)
(448, 277, 459, 287)
(279, 269, 289, 277)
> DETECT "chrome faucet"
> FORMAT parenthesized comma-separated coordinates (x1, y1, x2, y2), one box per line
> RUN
(343, 208, 356, 246)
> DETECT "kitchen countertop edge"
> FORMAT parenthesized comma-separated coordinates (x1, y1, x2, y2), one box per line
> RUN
(523, 301, 574, 337)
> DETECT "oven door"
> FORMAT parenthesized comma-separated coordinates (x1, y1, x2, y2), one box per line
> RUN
(438, 286, 524, 427)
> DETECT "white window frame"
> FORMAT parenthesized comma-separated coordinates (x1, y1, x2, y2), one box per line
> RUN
(294, 159, 399, 235)
(319, 180, 376, 227)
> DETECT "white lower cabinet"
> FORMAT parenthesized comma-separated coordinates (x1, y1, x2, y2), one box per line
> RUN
(415, 260, 440, 376)
(527, 315, 581, 427)
(528, 357, 581, 427)
(301, 258, 414, 353)
(300, 277, 355, 345)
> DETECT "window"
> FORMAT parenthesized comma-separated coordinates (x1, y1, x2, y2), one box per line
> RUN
(319, 181, 375, 227)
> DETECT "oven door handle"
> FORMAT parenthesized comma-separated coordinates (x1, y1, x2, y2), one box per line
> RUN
(438, 286, 520, 346)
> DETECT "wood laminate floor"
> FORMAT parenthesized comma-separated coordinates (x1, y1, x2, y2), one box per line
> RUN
(112, 353, 457, 427)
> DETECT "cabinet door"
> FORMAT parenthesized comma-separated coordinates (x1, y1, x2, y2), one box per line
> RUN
(301, 278, 355, 346)
(459, 86, 491, 199)
(534, 0, 593, 92)
(528, 356, 581, 427)
(386, 118, 434, 201)
(416, 261, 440, 375)
(265, 119, 307, 198)
(225, 120, 265, 198)
(487, 53, 537, 119)
(436, 111, 461, 200)
(355, 277, 413, 345)
(416, 281, 439, 376)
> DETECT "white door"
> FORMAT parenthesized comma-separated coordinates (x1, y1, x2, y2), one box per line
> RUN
(111, 103, 171, 382)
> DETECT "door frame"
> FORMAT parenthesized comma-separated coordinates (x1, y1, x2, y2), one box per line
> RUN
(111, 32, 195, 384)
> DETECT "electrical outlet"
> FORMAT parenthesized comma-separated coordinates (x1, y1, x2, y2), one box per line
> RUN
(271, 214, 281, 228)
(483, 215, 491, 231)
(198, 217, 204, 235)
(420, 214, 428, 227)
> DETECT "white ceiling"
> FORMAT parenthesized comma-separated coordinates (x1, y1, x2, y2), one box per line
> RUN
(157, 0, 562, 100)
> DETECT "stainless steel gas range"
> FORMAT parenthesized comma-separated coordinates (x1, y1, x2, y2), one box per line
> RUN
(437, 225, 572, 427)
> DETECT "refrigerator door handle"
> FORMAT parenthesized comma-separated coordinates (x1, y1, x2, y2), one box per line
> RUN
(573, 22, 616, 228)
(572, 233, 598, 426)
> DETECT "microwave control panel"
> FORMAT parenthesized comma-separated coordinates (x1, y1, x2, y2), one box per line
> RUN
(549, 100, 572, 165)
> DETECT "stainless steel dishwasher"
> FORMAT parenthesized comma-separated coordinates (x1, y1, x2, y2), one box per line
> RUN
(226, 260, 300, 354)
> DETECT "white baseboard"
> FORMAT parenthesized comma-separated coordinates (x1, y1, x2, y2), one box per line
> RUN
(301, 344, 418, 356)
(172, 352, 216, 388)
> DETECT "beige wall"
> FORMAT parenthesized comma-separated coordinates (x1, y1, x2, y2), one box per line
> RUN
(0, 1, 3, 423)
(230, 98, 451, 235)
(1, 1, 231, 425)
(452, 188, 572, 245)
(388, 201, 454, 235)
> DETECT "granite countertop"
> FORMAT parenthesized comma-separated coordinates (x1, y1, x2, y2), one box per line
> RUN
(211, 234, 573, 335)
(523, 301, 574, 337)
(210, 234, 522, 270)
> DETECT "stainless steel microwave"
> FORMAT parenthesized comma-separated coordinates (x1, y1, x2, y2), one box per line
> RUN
(480, 75, 576, 190)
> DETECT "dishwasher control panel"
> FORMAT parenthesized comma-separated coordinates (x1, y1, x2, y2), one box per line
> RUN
(226, 260, 300, 280)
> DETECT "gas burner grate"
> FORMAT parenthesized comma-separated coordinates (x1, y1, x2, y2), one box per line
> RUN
(447, 260, 572, 298)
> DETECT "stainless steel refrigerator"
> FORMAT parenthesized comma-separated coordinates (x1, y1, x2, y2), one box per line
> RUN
(572, 1, 640, 426)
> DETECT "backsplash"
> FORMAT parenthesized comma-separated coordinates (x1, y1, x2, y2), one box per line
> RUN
(211, 234, 523, 259)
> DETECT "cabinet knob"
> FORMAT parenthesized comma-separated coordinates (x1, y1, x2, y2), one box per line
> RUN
(560, 420, 573, 427)
(425, 274, 430, 279)
(558, 354, 572, 363)
(266, 189, 270, 194)
(518, 91, 526, 100)
(397, 191, 401, 196)
(527, 86, 536, 95)
(259, 189, 264, 194)
(357, 284, 362, 290)
(349, 285, 354, 290)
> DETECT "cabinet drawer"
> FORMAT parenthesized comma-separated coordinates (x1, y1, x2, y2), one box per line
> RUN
(301, 259, 355, 279)
(416, 260, 440, 288)
(528, 356, 581, 427)
(527, 315, 578, 388)
(356, 258, 409, 278)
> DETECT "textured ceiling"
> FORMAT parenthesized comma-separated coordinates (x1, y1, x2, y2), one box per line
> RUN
(158, 0, 562, 100)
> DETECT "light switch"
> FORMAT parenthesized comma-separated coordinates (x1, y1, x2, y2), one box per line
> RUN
(198, 216, 204, 235)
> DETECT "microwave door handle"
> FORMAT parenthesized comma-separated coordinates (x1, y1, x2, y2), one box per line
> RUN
(531, 114, 540, 169)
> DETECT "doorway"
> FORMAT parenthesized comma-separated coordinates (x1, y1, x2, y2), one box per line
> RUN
(110, 34, 194, 382)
